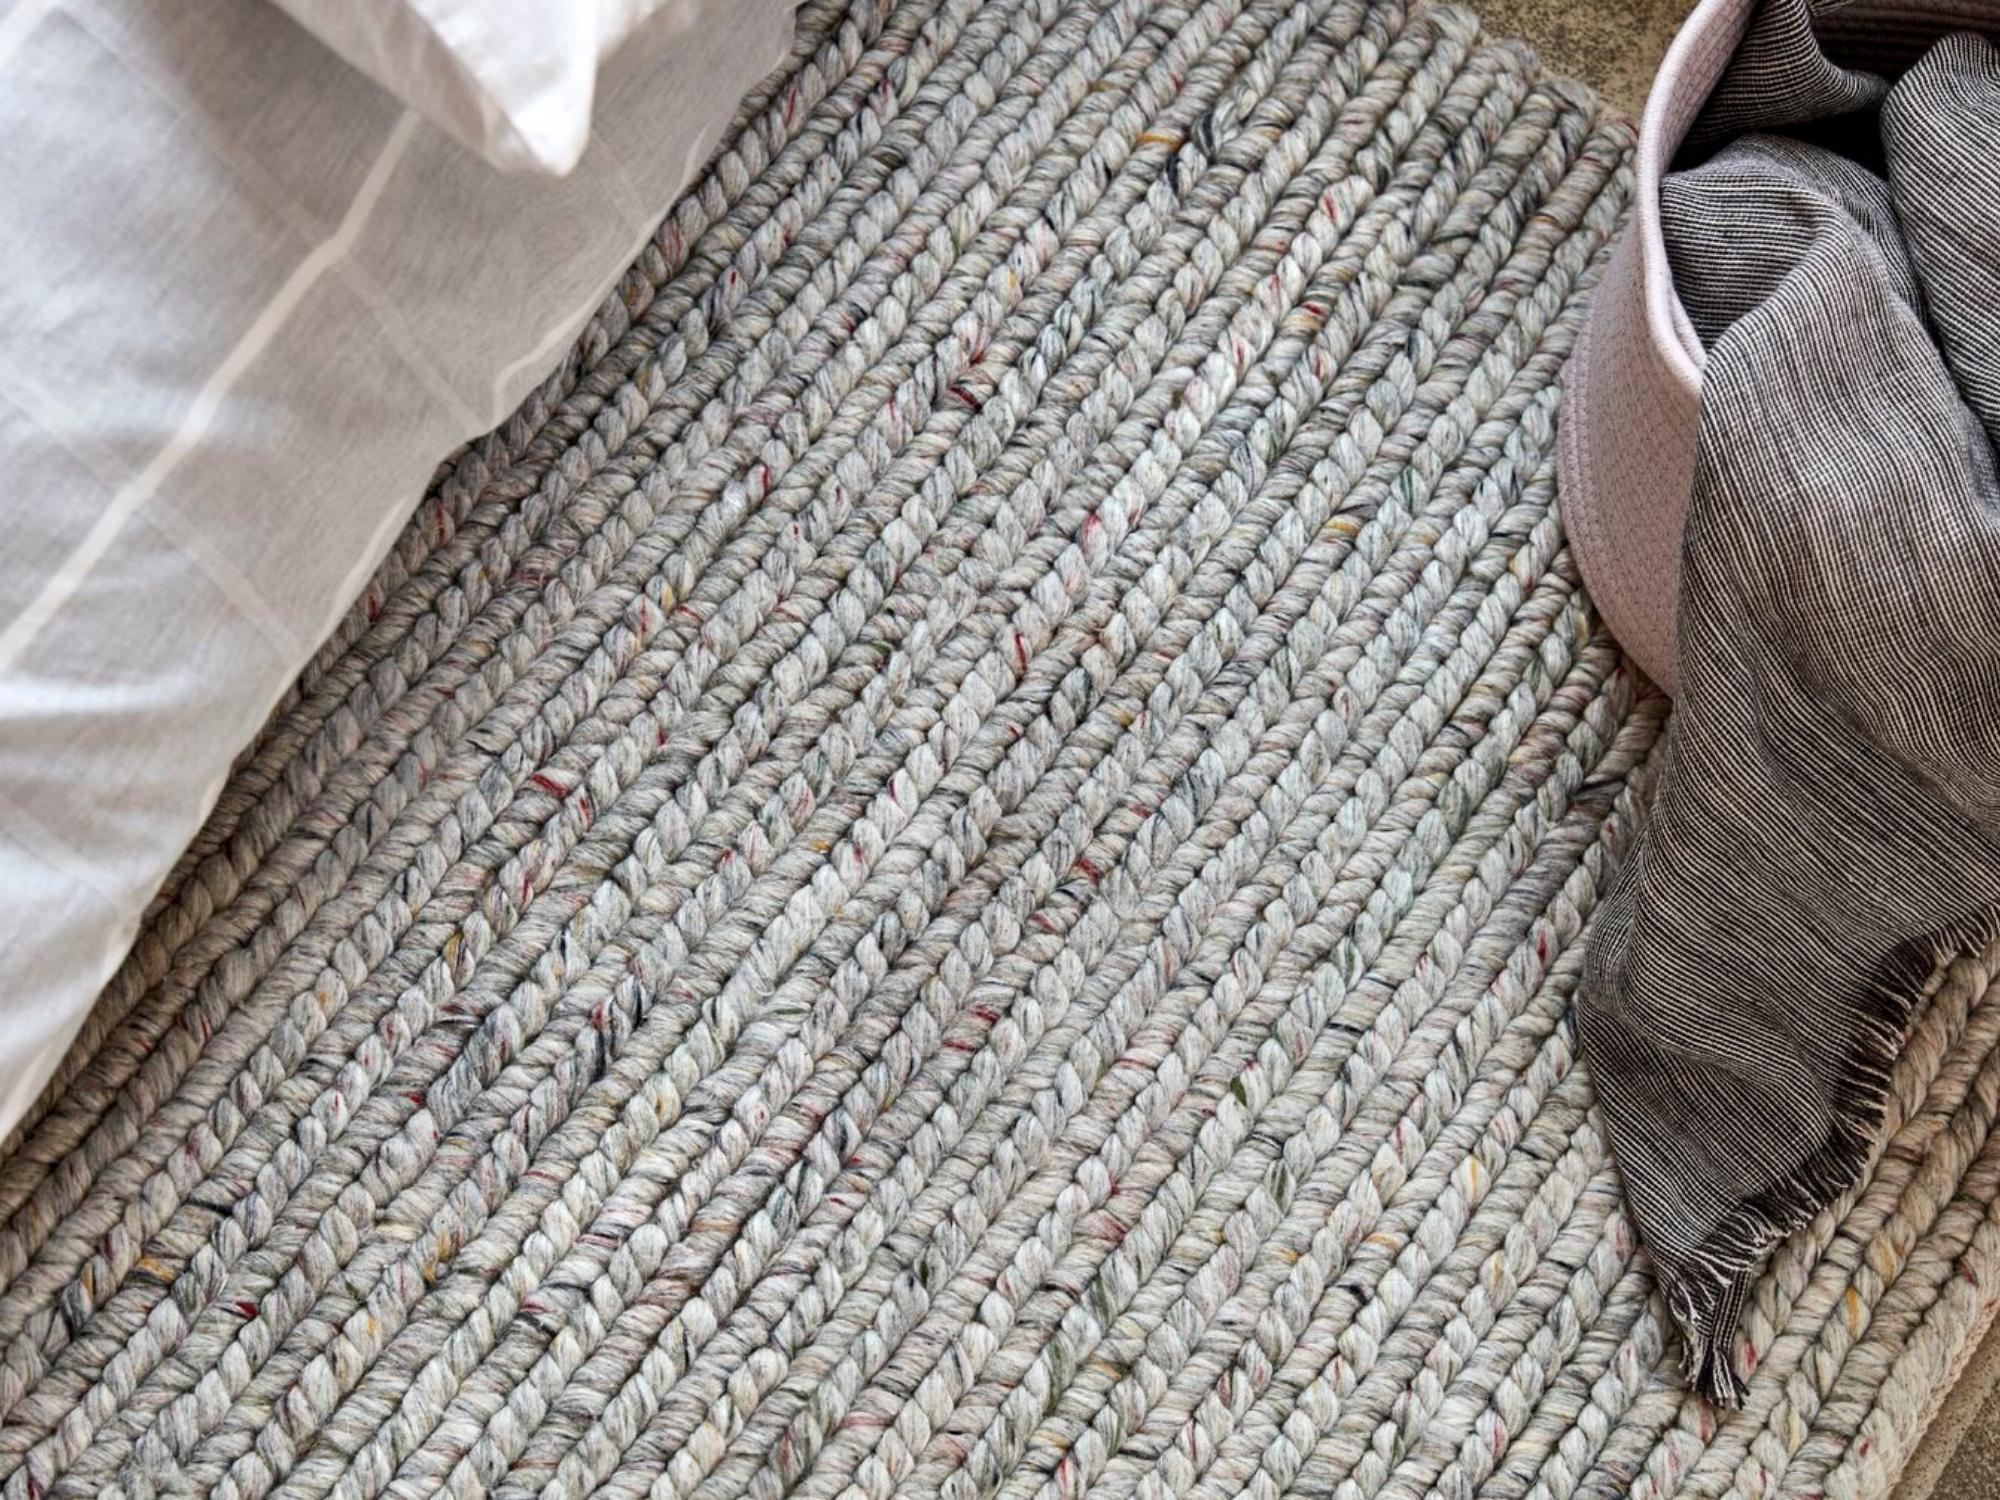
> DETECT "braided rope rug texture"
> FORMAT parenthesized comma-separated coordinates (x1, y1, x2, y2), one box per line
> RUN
(3, 3, 1998, 1498)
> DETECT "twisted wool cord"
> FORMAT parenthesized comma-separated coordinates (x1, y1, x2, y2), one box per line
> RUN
(536, 26, 1488, 1500)
(992, 111, 1632, 1500)
(0, 0, 920, 1352)
(4, 4, 2000, 1500)
(0, 0, 909, 1207)
(74, 0, 1376, 1488)
(1767, 1036, 2000, 1497)
(172, 5, 1320, 1496)
(0, 0, 972, 1448)
(27, 0, 1144, 1456)
(616, 38, 1600, 1500)
(1118, 696, 1664, 1500)
(203, 5, 1392, 1496)
(888, 103, 1624, 1500)
(472, 8, 1528, 1496)
(101, 0, 1168, 1480)
(1824, 1192, 2000, 1500)
(1149, 671, 1643, 1500)
(724, 103, 1608, 1500)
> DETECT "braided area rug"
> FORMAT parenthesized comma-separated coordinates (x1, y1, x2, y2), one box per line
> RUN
(4, 3, 1999, 1498)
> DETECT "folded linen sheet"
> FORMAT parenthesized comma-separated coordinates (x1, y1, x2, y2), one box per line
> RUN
(1580, 0, 2000, 1403)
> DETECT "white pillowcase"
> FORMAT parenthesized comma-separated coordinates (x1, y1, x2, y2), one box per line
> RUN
(269, 0, 705, 174)
(0, 0, 792, 1142)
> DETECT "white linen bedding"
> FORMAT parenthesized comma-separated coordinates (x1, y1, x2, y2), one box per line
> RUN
(270, 0, 729, 174)
(0, 0, 793, 1139)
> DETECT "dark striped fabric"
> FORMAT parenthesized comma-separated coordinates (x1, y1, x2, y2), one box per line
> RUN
(1579, 0, 2000, 1405)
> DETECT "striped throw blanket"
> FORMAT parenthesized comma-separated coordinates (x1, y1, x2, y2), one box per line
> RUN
(1581, 0, 2000, 1405)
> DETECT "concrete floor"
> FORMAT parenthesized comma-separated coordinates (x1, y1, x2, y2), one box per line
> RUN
(1476, 0, 2000, 1494)
(1477, 0, 1693, 114)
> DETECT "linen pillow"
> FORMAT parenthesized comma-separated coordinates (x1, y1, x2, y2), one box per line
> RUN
(268, 0, 708, 174)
